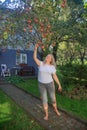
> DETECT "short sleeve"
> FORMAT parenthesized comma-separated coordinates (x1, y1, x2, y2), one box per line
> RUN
(51, 66, 56, 74)
(40, 61, 43, 65)
(38, 61, 43, 68)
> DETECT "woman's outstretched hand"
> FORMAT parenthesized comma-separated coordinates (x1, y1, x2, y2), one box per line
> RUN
(58, 86, 62, 93)
(34, 44, 39, 50)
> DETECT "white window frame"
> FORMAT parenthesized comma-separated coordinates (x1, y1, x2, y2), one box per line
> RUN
(16, 53, 27, 65)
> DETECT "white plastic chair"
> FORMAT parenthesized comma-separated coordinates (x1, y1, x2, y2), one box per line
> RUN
(1, 64, 10, 77)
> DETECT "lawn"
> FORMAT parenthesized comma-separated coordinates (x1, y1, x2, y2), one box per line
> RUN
(12, 77, 87, 121)
(0, 89, 45, 130)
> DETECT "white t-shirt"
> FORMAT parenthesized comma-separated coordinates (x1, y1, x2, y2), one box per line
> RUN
(38, 62, 56, 83)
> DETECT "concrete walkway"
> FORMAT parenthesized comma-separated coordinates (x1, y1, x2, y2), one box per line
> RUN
(0, 82, 87, 130)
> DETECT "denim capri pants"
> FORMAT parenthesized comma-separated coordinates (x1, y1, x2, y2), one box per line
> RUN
(38, 82, 55, 105)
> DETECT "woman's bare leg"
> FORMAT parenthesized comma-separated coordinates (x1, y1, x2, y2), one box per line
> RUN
(52, 95, 61, 116)
(43, 104, 48, 120)
(52, 101, 61, 116)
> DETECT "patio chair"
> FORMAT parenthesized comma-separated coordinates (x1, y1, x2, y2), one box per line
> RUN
(1, 64, 11, 77)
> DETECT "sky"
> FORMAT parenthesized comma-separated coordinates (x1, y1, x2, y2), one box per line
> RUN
(0, 0, 14, 2)
(0, 0, 25, 10)
(0, 0, 5, 2)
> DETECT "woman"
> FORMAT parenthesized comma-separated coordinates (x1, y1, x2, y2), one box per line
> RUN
(33, 44, 62, 120)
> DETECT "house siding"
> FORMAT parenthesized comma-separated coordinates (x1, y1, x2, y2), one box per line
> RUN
(0, 49, 38, 75)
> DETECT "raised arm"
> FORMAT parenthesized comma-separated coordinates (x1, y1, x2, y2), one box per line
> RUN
(33, 44, 41, 66)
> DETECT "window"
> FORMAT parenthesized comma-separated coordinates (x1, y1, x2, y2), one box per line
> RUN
(16, 53, 27, 65)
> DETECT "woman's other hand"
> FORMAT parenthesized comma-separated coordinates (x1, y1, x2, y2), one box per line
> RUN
(58, 86, 62, 93)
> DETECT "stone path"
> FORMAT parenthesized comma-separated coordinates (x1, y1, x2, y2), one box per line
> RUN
(0, 82, 87, 130)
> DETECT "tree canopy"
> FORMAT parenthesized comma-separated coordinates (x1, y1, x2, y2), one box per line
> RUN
(0, 0, 87, 65)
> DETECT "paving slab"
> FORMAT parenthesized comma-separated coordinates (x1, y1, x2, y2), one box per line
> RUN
(0, 83, 87, 130)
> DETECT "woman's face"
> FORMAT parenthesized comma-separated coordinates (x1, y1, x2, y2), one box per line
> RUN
(45, 55, 52, 63)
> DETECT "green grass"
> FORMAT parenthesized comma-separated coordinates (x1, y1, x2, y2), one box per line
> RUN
(56, 94, 87, 120)
(14, 78, 87, 121)
(0, 89, 45, 130)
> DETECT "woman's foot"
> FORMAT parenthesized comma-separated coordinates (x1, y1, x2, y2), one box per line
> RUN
(54, 108, 61, 116)
(44, 116, 48, 120)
